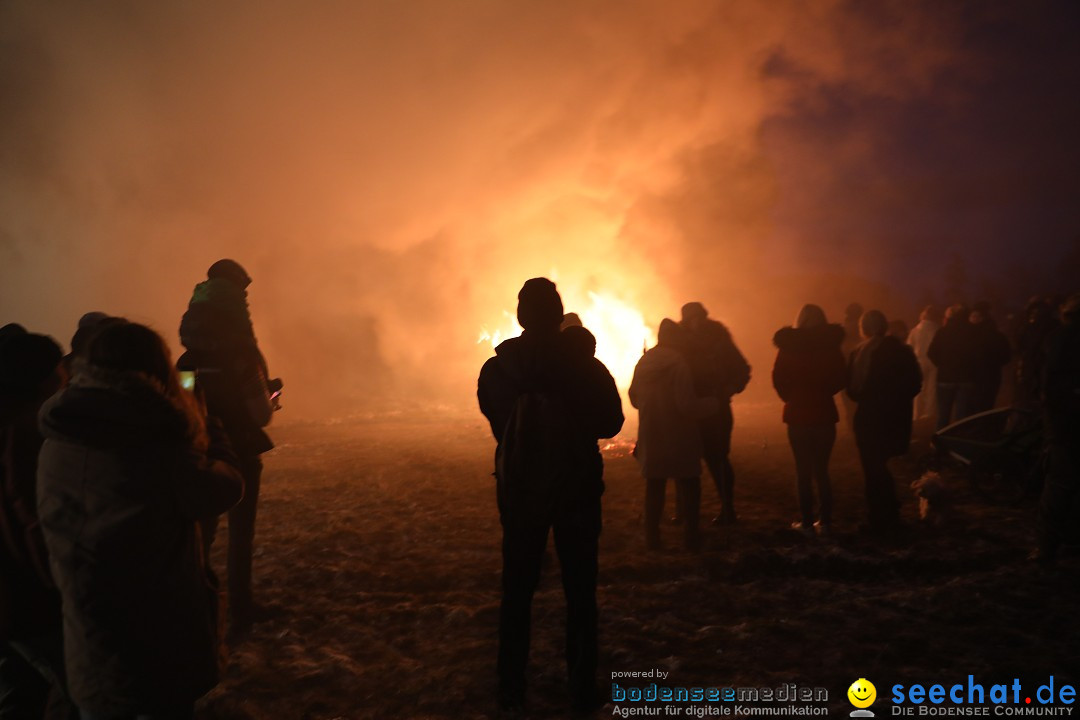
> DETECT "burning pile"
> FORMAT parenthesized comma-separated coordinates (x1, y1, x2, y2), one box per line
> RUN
(478, 288, 655, 391)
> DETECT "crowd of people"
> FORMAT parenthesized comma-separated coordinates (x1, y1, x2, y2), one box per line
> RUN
(1, 259, 279, 720)
(479, 281, 1078, 715)
(2, 269, 1076, 718)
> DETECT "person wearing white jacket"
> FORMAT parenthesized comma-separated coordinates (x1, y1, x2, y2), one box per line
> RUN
(629, 319, 719, 551)
(907, 305, 940, 420)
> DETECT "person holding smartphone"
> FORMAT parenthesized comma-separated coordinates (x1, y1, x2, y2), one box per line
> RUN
(178, 259, 282, 640)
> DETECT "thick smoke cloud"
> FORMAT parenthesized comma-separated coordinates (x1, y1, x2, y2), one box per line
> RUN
(2, 1, 1077, 416)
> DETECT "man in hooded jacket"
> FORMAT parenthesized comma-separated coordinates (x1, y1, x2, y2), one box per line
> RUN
(477, 278, 623, 714)
(178, 259, 280, 639)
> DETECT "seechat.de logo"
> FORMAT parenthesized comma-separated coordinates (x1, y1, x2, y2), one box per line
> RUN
(849, 678, 878, 717)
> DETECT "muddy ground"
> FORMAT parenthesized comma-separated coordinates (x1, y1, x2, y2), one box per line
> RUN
(198, 403, 1080, 720)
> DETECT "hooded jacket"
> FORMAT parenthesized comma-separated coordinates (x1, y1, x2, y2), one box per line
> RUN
(477, 331, 624, 520)
(37, 363, 242, 715)
(680, 319, 751, 401)
(771, 324, 847, 425)
(927, 317, 977, 384)
(629, 346, 719, 479)
(179, 277, 273, 456)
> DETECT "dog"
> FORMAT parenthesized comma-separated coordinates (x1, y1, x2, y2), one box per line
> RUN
(911, 471, 953, 527)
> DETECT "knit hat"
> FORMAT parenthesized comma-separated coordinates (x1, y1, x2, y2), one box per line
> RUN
(517, 278, 564, 332)
(207, 259, 252, 289)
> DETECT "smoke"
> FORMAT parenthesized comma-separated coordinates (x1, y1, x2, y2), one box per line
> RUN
(2, 0, 1078, 416)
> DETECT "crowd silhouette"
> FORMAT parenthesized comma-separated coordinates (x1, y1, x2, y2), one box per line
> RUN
(1, 269, 1078, 718)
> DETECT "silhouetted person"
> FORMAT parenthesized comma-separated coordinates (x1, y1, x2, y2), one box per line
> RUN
(37, 321, 243, 720)
(678, 302, 750, 525)
(63, 313, 123, 381)
(0, 332, 74, 719)
(927, 304, 977, 430)
(1034, 294, 1080, 563)
(178, 259, 280, 639)
(0, 324, 27, 347)
(562, 324, 596, 359)
(630, 319, 717, 552)
(907, 305, 940, 420)
(847, 310, 922, 534)
(560, 312, 584, 331)
(839, 302, 864, 431)
(772, 305, 846, 538)
(477, 278, 623, 715)
(1015, 297, 1059, 412)
(968, 304, 1011, 414)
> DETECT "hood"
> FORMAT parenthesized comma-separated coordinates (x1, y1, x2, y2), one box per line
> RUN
(632, 346, 685, 385)
(39, 361, 193, 450)
(773, 324, 845, 351)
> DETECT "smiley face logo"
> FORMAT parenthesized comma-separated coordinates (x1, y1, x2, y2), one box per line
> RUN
(848, 678, 876, 708)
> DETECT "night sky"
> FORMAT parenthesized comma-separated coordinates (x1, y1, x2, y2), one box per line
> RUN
(2, 0, 1078, 412)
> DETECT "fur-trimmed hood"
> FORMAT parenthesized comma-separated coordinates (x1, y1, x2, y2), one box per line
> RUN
(773, 323, 845, 352)
(39, 361, 195, 450)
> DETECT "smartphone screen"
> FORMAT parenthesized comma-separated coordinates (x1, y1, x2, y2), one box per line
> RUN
(178, 370, 196, 392)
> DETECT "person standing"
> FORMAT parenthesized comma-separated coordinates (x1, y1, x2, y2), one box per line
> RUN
(907, 305, 940, 421)
(629, 319, 718, 552)
(1033, 294, 1080, 563)
(927, 304, 977, 430)
(0, 331, 74, 719)
(478, 278, 623, 715)
(37, 321, 242, 720)
(178, 259, 281, 639)
(847, 310, 922, 534)
(968, 303, 1012, 414)
(678, 302, 750, 525)
(772, 305, 847, 537)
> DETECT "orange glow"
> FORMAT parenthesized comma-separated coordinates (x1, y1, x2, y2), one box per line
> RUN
(478, 285, 655, 391)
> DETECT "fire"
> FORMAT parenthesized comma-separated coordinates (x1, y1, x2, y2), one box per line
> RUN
(477, 289, 655, 390)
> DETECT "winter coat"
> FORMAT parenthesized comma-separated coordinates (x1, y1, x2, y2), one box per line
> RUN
(906, 320, 939, 362)
(179, 278, 273, 456)
(847, 336, 923, 457)
(629, 346, 719, 479)
(680, 319, 751, 401)
(37, 363, 243, 716)
(477, 331, 624, 518)
(969, 321, 1011, 389)
(927, 317, 977, 384)
(771, 324, 847, 426)
(1, 414, 60, 642)
(1043, 322, 1080, 446)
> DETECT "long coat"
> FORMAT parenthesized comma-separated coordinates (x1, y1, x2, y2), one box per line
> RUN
(629, 346, 719, 479)
(37, 364, 242, 716)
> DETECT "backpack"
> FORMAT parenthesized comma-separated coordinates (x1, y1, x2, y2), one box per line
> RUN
(495, 388, 575, 524)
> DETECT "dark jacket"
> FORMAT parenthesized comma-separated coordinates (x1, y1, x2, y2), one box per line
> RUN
(1, 413, 60, 641)
(772, 324, 847, 426)
(37, 364, 243, 715)
(847, 336, 923, 457)
(970, 321, 1011, 389)
(477, 331, 623, 518)
(179, 278, 273, 456)
(681, 319, 751, 401)
(629, 347, 717, 479)
(927, 317, 977, 384)
(1043, 322, 1080, 446)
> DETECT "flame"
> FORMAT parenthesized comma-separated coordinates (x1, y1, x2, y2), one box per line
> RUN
(477, 288, 654, 390)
